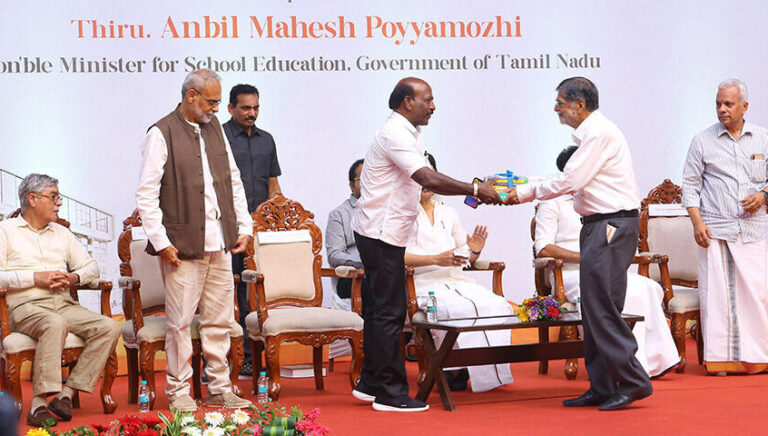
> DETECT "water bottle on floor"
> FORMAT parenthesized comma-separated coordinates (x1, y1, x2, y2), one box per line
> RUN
(257, 371, 269, 404)
(138, 380, 150, 413)
(427, 290, 438, 323)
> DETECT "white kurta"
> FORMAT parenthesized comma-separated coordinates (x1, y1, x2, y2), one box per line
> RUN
(407, 200, 514, 392)
(534, 196, 680, 377)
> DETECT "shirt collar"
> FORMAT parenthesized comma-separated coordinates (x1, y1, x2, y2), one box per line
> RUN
(571, 110, 602, 145)
(347, 195, 358, 208)
(227, 118, 259, 137)
(390, 111, 421, 137)
(717, 120, 753, 139)
(11, 216, 52, 232)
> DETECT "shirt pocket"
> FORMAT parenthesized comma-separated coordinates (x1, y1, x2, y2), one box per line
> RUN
(747, 159, 767, 183)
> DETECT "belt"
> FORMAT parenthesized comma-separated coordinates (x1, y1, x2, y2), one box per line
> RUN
(580, 209, 638, 225)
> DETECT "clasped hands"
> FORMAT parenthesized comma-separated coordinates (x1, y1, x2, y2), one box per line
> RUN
(34, 270, 78, 292)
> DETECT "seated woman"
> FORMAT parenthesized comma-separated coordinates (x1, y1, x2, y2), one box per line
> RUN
(405, 154, 514, 392)
(534, 146, 680, 377)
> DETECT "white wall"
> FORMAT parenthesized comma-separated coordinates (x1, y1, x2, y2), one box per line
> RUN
(2, 1, 767, 304)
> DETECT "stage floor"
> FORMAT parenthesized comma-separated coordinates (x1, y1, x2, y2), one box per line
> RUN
(15, 337, 760, 435)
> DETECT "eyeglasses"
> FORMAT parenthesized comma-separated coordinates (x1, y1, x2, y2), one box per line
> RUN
(32, 192, 61, 202)
(192, 88, 222, 106)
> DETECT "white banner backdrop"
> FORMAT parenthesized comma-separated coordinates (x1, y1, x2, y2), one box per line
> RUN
(2, 1, 767, 308)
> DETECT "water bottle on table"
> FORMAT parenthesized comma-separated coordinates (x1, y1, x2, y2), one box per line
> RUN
(258, 371, 269, 404)
(427, 290, 438, 323)
(138, 380, 150, 412)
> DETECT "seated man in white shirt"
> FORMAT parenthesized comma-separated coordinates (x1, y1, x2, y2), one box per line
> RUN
(534, 147, 679, 377)
(0, 174, 120, 427)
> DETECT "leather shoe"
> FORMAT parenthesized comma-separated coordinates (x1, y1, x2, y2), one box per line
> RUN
(27, 406, 57, 427)
(598, 386, 653, 411)
(562, 389, 606, 407)
(48, 396, 73, 421)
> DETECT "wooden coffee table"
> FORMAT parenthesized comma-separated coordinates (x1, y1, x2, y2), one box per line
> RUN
(411, 312, 643, 411)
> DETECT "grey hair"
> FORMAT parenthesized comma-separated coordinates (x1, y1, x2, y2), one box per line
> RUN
(19, 173, 58, 212)
(718, 78, 748, 104)
(181, 69, 222, 99)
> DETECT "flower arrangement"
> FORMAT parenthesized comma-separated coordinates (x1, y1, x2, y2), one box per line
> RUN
(26, 402, 328, 436)
(517, 295, 567, 322)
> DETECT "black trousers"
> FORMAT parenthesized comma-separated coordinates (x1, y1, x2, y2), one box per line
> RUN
(232, 252, 252, 364)
(579, 216, 652, 397)
(353, 232, 409, 403)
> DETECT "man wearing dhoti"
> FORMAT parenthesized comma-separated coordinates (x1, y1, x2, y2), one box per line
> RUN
(682, 78, 768, 374)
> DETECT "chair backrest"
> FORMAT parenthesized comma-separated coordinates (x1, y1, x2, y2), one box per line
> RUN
(639, 179, 698, 287)
(117, 210, 167, 317)
(245, 194, 324, 308)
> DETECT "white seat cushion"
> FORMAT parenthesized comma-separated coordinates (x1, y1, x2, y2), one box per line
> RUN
(3, 332, 85, 354)
(245, 307, 363, 337)
(668, 287, 699, 313)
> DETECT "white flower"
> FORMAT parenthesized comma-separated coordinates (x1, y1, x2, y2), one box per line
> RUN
(181, 426, 202, 436)
(225, 425, 237, 432)
(180, 416, 197, 426)
(204, 411, 225, 427)
(230, 409, 250, 426)
(202, 428, 225, 436)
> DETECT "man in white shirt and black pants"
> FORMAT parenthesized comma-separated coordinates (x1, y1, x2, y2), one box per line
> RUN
(506, 77, 653, 411)
(351, 77, 501, 412)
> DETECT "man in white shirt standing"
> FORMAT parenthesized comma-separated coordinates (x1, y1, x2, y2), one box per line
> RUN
(506, 77, 653, 411)
(136, 69, 253, 412)
(350, 77, 501, 412)
(682, 79, 768, 375)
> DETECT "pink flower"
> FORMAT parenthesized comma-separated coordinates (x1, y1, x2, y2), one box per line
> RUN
(304, 408, 321, 421)
(248, 424, 262, 436)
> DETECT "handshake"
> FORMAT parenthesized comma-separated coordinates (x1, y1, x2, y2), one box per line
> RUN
(467, 171, 526, 207)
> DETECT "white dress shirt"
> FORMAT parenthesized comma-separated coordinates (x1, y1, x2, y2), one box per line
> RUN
(533, 196, 581, 255)
(517, 110, 641, 216)
(352, 112, 429, 247)
(136, 119, 252, 252)
(681, 121, 768, 243)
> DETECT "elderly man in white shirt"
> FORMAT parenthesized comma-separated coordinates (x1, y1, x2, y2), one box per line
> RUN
(535, 147, 680, 378)
(506, 77, 652, 411)
(350, 77, 501, 412)
(682, 78, 768, 375)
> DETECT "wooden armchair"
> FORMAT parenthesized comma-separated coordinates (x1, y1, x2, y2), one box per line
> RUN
(241, 194, 364, 401)
(639, 179, 703, 372)
(117, 210, 244, 409)
(405, 260, 506, 386)
(530, 206, 663, 379)
(0, 212, 117, 414)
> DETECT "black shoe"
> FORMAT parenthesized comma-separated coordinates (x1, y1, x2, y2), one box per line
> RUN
(598, 386, 653, 411)
(445, 369, 469, 391)
(562, 389, 607, 407)
(372, 396, 429, 412)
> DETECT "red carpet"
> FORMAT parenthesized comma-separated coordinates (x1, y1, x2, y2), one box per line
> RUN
(17, 338, 762, 435)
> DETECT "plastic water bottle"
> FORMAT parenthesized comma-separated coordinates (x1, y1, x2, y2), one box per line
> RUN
(257, 371, 269, 404)
(427, 290, 438, 323)
(138, 380, 150, 413)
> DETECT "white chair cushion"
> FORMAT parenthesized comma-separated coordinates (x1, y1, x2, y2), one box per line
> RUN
(255, 231, 316, 302)
(647, 217, 698, 282)
(3, 332, 84, 354)
(121, 316, 200, 344)
(129, 239, 166, 309)
(245, 307, 363, 337)
(668, 287, 699, 313)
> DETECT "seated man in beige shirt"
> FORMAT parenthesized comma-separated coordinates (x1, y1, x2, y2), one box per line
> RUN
(0, 174, 119, 427)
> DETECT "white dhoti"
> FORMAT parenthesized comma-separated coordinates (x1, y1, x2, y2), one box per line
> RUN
(416, 279, 515, 392)
(560, 269, 680, 377)
(698, 236, 768, 374)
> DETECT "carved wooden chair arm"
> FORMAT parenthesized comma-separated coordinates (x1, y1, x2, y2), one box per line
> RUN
(241, 269, 267, 329)
(119, 276, 145, 333)
(464, 261, 506, 297)
(532, 257, 565, 269)
(321, 267, 365, 315)
(0, 288, 10, 340)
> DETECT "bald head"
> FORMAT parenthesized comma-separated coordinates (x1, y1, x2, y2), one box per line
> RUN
(388, 77, 435, 127)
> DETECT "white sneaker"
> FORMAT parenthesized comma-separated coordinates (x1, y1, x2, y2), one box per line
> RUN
(170, 394, 198, 413)
(372, 397, 429, 412)
(352, 389, 375, 403)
